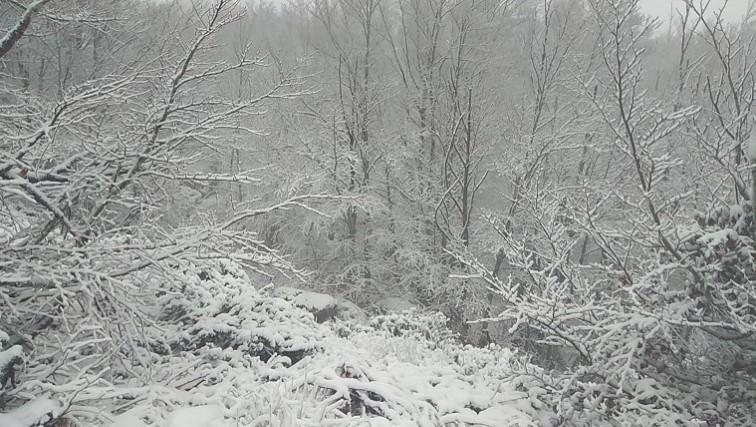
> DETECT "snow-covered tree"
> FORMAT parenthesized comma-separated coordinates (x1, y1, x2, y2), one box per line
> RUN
(452, 0, 756, 424)
(0, 0, 327, 423)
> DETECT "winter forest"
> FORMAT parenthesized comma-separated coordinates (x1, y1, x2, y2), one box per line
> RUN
(1, 0, 756, 425)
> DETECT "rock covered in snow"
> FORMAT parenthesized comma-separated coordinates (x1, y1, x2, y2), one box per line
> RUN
(272, 286, 337, 322)
(110, 413, 148, 427)
(472, 405, 538, 426)
(0, 399, 62, 427)
(272, 286, 367, 323)
(168, 405, 225, 427)
(376, 296, 419, 313)
(440, 405, 537, 426)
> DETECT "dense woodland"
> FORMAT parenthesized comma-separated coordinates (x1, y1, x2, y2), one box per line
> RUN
(1, 0, 756, 425)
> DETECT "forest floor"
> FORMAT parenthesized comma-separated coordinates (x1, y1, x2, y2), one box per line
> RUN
(1, 261, 556, 427)
(106, 280, 553, 427)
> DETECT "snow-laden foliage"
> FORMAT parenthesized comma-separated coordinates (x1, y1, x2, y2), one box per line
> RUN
(0, 332, 22, 389)
(158, 260, 327, 364)
(2, 257, 553, 426)
(463, 196, 756, 424)
(0, 326, 63, 427)
(123, 302, 552, 426)
(0, 2, 324, 424)
(438, 1, 756, 425)
(3, 0, 756, 425)
(457, 198, 756, 425)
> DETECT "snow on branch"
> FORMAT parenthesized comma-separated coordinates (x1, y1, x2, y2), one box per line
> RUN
(0, 0, 51, 59)
(222, 194, 353, 229)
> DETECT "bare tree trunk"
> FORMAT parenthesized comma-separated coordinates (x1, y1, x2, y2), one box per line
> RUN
(460, 89, 472, 247)
(751, 164, 755, 234)
(750, 130, 756, 233)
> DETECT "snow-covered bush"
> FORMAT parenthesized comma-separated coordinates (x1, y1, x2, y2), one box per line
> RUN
(257, 309, 550, 426)
(458, 198, 756, 425)
(21, 296, 542, 426)
(0, 1, 315, 424)
(0, 329, 22, 389)
(446, 1, 756, 424)
(502, 198, 756, 409)
(158, 260, 327, 364)
(687, 203, 755, 304)
(0, 326, 64, 427)
(368, 310, 456, 344)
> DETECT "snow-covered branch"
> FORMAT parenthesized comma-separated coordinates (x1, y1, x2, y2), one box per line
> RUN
(0, 0, 51, 59)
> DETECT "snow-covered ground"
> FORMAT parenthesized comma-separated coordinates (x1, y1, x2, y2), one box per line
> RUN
(104, 299, 552, 426)
(1, 260, 553, 426)
(103, 316, 549, 426)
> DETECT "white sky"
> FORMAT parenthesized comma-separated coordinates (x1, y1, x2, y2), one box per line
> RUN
(262, 0, 753, 24)
(638, 0, 753, 23)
